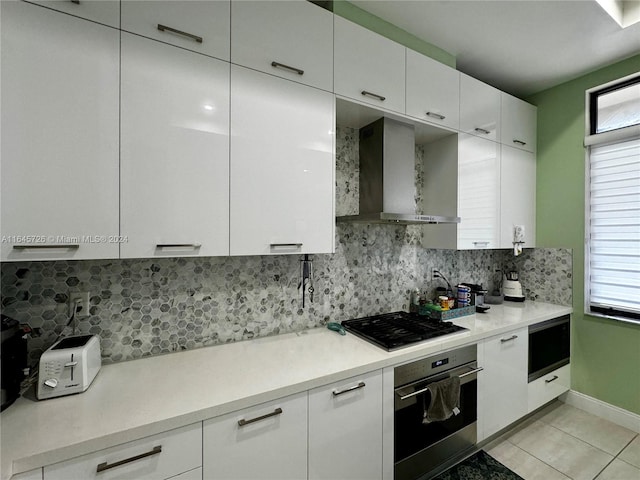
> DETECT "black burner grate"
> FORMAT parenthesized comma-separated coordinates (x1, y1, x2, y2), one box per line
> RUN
(341, 312, 467, 351)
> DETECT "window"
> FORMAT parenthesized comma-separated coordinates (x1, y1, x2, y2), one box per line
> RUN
(585, 73, 640, 324)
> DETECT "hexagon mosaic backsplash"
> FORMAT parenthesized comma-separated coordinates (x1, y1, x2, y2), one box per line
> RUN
(1, 127, 572, 365)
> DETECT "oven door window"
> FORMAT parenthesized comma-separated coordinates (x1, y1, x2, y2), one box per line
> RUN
(395, 378, 477, 462)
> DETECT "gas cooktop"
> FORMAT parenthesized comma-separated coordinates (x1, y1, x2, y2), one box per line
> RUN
(341, 311, 468, 351)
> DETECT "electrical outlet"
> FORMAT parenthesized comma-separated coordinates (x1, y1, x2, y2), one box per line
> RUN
(431, 268, 440, 280)
(69, 291, 90, 317)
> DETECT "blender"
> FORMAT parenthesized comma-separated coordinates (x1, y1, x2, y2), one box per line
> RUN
(503, 271, 525, 302)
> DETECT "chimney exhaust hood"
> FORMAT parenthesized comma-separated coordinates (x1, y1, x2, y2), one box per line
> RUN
(336, 117, 460, 225)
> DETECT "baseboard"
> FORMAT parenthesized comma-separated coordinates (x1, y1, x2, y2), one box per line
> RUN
(560, 390, 640, 433)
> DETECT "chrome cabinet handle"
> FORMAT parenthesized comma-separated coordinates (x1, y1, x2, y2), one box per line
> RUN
(70, 0, 80, 4)
(474, 127, 490, 135)
(361, 90, 386, 101)
(513, 139, 527, 146)
(426, 111, 446, 120)
(473, 241, 490, 247)
(156, 243, 201, 249)
(238, 407, 283, 426)
(271, 61, 304, 76)
(157, 24, 203, 44)
(96, 446, 162, 473)
(500, 334, 518, 343)
(13, 244, 79, 250)
(270, 243, 303, 248)
(333, 381, 366, 396)
(545, 375, 559, 383)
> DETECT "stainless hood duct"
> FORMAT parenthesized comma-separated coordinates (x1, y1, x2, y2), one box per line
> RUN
(337, 117, 460, 225)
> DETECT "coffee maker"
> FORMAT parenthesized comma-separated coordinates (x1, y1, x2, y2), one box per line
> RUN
(1, 314, 28, 410)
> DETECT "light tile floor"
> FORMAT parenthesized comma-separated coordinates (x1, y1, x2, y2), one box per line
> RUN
(485, 401, 640, 480)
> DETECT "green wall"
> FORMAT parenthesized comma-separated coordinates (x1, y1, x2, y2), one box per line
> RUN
(528, 55, 640, 415)
(332, 1, 456, 68)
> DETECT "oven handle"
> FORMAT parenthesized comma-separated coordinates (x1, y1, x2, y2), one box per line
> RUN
(396, 367, 484, 401)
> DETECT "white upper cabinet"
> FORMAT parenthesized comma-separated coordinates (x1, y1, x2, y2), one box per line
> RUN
(421, 134, 500, 250)
(500, 93, 537, 152)
(121, 1, 230, 61)
(334, 16, 405, 113)
(230, 65, 335, 256)
(460, 73, 501, 141)
(120, 33, 230, 259)
(500, 145, 536, 248)
(231, 0, 333, 91)
(457, 134, 501, 249)
(1, 1, 119, 262)
(26, 0, 120, 28)
(406, 50, 460, 130)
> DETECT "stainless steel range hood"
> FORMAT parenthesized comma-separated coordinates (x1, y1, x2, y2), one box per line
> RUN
(337, 117, 460, 225)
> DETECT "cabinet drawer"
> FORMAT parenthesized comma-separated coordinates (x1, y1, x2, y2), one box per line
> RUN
(406, 49, 460, 130)
(231, 0, 333, 91)
(203, 392, 307, 479)
(44, 423, 202, 480)
(121, 1, 230, 60)
(528, 364, 570, 413)
(334, 16, 405, 113)
(26, 0, 119, 28)
(309, 371, 383, 480)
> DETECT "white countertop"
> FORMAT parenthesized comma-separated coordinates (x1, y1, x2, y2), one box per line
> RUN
(1, 301, 572, 479)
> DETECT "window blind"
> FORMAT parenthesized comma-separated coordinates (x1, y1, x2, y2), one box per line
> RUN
(588, 137, 640, 320)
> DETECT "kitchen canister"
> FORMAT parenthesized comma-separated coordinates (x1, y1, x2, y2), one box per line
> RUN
(456, 285, 471, 307)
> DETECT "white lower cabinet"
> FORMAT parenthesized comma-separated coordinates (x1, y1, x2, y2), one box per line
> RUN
(120, 33, 230, 258)
(308, 370, 383, 480)
(477, 328, 528, 441)
(528, 364, 571, 413)
(229, 65, 335, 256)
(169, 468, 202, 480)
(10, 469, 42, 480)
(43, 423, 202, 480)
(203, 392, 307, 479)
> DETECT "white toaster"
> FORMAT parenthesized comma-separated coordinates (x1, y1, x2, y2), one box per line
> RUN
(37, 334, 101, 400)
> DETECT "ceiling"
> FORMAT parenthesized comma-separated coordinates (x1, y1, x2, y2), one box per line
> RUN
(350, 0, 640, 98)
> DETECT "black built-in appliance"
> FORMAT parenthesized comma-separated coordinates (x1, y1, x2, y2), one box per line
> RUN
(1, 314, 28, 411)
(528, 314, 570, 382)
(394, 344, 482, 480)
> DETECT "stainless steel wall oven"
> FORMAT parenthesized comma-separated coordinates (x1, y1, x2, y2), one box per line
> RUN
(394, 344, 482, 480)
(528, 314, 570, 382)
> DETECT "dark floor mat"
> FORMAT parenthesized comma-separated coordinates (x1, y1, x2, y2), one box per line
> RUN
(431, 450, 524, 480)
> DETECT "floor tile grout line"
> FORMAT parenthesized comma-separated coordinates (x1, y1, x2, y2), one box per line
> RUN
(500, 439, 572, 480)
(537, 416, 634, 458)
